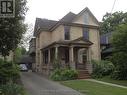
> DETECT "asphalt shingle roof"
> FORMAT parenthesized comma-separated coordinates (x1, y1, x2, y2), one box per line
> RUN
(60, 12, 76, 22)
(36, 18, 57, 30)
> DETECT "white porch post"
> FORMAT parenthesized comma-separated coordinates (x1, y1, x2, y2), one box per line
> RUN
(87, 48, 93, 74)
(55, 46, 58, 60)
(69, 46, 75, 69)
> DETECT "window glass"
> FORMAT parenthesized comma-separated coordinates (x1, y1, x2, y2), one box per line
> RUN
(83, 28, 89, 39)
(64, 26, 70, 40)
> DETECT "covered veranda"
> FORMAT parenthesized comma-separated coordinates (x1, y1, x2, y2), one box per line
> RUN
(40, 37, 93, 75)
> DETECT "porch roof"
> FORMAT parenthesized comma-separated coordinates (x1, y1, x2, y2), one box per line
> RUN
(41, 37, 93, 50)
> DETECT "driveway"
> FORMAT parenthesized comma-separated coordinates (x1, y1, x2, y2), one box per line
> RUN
(21, 72, 84, 95)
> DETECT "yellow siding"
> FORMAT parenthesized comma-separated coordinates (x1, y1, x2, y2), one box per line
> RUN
(51, 25, 64, 42)
(70, 26, 83, 40)
(40, 31, 52, 49)
(89, 29, 101, 60)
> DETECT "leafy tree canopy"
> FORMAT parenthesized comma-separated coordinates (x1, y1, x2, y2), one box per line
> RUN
(112, 24, 127, 52)
(101, 11, 127, 79)
(14, 47, 26, 63)
(100, 12, 127, 34)
(0, 0, 28, 57)
(111, 24, 127, 80)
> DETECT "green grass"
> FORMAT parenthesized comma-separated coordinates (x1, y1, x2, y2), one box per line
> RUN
(61, 80, 127, 95)
(96, 76, 127, 86)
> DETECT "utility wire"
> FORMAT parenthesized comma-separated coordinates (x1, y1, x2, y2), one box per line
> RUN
(111, 0, 117, 14)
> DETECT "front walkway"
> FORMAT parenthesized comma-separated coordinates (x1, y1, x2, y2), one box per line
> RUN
(85, 79, 127, 89)
(21, 72, 84, 95)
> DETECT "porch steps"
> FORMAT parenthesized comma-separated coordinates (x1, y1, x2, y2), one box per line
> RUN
(78, 70, 91, 79)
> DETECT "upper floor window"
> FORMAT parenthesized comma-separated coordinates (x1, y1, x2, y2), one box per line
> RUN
(83, 28, 89, 40)
(64, 26, 70, 40)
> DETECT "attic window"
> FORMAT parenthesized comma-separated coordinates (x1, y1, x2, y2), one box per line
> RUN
(83, 28, 89, 40)
(64, 26, 70, 40)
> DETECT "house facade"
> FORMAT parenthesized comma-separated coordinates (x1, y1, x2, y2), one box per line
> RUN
(29, 38, 36, 70)
(31, 7, 101, 78)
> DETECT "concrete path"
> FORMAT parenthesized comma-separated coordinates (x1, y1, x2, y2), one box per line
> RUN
(21, 72, 84, 95)
(85, 79, 127, 89)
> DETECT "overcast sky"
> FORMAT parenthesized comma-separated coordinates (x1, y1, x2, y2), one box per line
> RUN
(25, 0, 127, 25)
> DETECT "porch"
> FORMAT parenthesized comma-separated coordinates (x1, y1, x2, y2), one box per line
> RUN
(40, 37, 93, 78)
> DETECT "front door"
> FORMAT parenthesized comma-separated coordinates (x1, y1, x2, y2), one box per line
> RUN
(77, 48, 87, 70)
(82, 50, 87, 68)
(60, 47, 69, 68)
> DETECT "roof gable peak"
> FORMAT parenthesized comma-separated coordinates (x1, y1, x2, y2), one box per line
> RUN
(73, 7, 99, 25)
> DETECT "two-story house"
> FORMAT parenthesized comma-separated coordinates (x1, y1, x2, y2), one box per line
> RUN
(32, 7, 101, 78)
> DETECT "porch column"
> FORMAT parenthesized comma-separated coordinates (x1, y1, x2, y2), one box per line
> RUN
(55, 46, 58, 60)
(40, 51, 43, 72)
(87, 48, 93, 74)
(48, 49, 50, 64)
(69, 46, 75, 69)
(47, 49, 51, 75)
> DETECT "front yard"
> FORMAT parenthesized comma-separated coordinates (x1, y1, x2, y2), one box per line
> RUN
(61, 80, 127, 95)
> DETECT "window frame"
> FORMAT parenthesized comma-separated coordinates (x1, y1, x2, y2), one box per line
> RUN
(83, 27, 89, 40)
(64, 25, 70, 40)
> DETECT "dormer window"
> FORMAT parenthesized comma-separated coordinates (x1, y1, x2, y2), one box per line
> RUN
(83, 27, 89, 39)
(64, 26, 70, 40)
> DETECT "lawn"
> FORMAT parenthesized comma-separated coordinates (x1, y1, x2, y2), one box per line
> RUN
(96, 76, 127, 87)
(61, 80, 127, 95)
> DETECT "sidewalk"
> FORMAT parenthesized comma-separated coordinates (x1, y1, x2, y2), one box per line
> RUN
(85, 79, 127, 89)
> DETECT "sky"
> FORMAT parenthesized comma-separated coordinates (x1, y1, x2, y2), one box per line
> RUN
(25, 0, 127, 25)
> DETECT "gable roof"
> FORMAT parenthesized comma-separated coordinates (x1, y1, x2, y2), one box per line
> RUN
(60, 12, 76, 22)
(34, 7, 99, 36)
(34, 18, 57, 36)
(72, 7, 99, 25)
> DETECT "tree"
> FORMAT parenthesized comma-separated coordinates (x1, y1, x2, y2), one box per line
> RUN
(0, 0, 28, 57)
(13, 47, 27, 63)
(111, 24, 127, 80)
(100, 12, 127, 34)
(101, 12, 127, 79)
(19, 23, 33, 50)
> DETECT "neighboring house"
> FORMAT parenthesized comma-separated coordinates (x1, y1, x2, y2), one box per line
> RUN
(100, 32, 113, 59)
(30, 7, 101, 78)
(29, 38, 36, 70)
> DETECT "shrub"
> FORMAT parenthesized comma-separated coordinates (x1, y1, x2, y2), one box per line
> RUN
(53, 59, 61, 69)
(111, 52, 127, 80)
(50, 69, 78, 81)
(50, 69, 62, 81)
(0, 83, 26, 95)
(0, 59, 20, 84)
(61, 69, 78, 80)
(92, 60, 114, 78)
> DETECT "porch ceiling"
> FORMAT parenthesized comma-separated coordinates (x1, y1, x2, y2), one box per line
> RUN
(41, 37, 93, 50)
